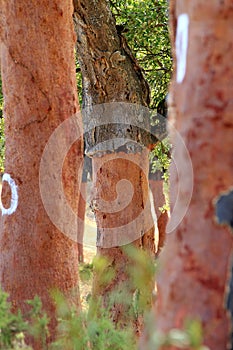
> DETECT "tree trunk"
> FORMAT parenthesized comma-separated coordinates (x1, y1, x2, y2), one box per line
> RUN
(78, 181, 86, 263)
(151, 1, 233, 349)
(149, 179, 168, 256)
(0, 0, 82, 346)
(73, 0, 155, 333)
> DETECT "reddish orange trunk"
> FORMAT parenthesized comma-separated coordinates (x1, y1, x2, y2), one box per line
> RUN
(153, 2, 233, 349)
(91, 150, 155, 333)
(0, 0, 82, 346)
(91, 151, 155, 251)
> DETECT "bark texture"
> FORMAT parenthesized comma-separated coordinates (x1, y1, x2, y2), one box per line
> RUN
(77, 182, 86, 263)
(73, 0, 155, 155)
(153, 2, 233, 349)
(149, 180, 168, 255)
(0, 0, 82, 346)
(73, 0, 155, 333)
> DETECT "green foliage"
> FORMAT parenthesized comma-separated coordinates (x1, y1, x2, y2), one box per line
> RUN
(0, 288, 30, 349)
(0, 285, 133, 350)
(92, 255, 116, 289)
(184, 319, 209, 349)
(145, 316, 210, 350)
(75, 57, 83, 107)
(0, 289, 51, 350)
(0, 267, 208, 350)
(150, 138, 171, 183)
(110, 0, 172, 108)
(164, 319, 210, 349)
(26, 296, 50, 349)
(50, 290, 136, 350)
(124, 245, 156, 313)
(79, 262, 93, 282)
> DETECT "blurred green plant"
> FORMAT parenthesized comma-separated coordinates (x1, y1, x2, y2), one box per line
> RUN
(0, 289, 49, 349)
(150, 138, 171, 183)
(50, 289, 136, 350)
(0, 288, 28, 349)
(145, 315, 210, 350)
(0, 250, 209, 350)
(26, 296, 50, 349)
(124, 245, 156, 314)
(79, 262, 93, 283)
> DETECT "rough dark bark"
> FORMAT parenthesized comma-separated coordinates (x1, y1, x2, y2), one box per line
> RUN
(0, 0, 82, 347)
(151, 1, 233, 349)
(73, 0, 155, 333)
(73, 0, 149, 107)
(73, 0, 155, 155)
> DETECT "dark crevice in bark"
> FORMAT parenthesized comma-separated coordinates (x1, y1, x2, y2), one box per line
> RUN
(7, 48, 52, 113)
(18, 114, 49, 130)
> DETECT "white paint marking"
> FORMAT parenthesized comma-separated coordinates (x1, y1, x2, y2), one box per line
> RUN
(176, 13, 189, 83)
(1, 173, 18, 215)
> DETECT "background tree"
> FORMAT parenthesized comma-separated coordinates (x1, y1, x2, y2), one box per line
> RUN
(0, 0, 82, 347)
(75, 0, 171, 262)
(152, 1, 233, 349)
(73, 0, 157, 333)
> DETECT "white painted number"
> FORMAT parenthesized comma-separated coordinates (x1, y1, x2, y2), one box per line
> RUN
(176, 13, 189, 84)
(0, 173, 18, 215)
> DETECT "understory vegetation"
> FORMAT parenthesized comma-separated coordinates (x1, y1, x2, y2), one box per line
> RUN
(0, 250, 208, 350)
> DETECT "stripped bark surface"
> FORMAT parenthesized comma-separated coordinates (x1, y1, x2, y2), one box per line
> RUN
(0, 0, 82, 346)
(153, 1, 233, 349)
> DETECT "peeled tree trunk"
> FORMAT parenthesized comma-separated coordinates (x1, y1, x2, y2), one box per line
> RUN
(73, 0, 156, 332)
(0, 0, 82, 345)
(149, 179, 168, 256)
(77, 181, 86, 263)
(152, 1, 233, 349)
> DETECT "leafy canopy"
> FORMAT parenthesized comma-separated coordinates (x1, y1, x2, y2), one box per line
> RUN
(110, 0, 172, 108)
